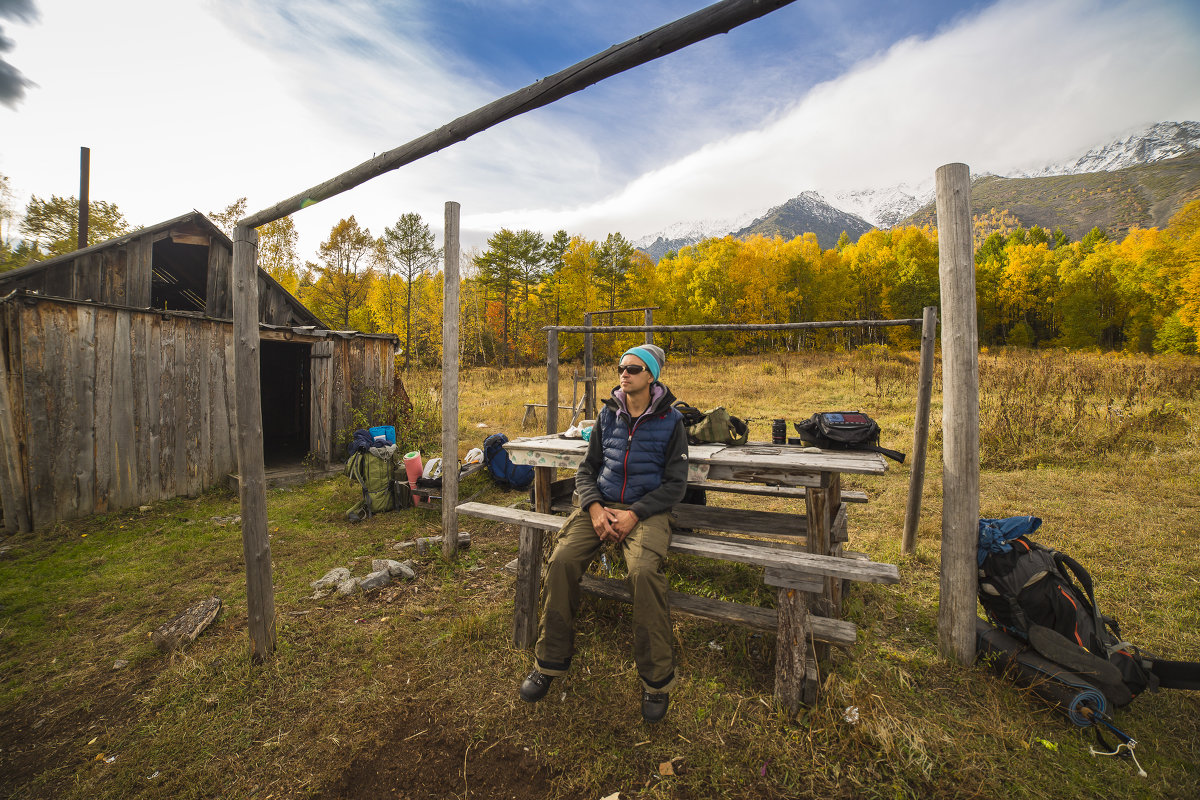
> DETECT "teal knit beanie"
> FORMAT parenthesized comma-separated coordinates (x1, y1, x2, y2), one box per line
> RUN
(622, 344, 665, 380)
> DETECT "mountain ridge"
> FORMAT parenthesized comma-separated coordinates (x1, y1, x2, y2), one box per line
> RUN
(633, 121, 1200, 260)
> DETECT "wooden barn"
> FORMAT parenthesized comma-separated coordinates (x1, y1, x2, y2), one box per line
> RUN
(0, 212, 398, 532)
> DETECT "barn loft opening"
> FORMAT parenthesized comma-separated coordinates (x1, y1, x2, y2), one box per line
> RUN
(151, 237, 209, 312)
(259, 339, 311, 467)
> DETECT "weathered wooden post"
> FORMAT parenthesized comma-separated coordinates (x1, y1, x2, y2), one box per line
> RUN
(232, 224, 276, 662)
(902, 306, 938, 554)
(935, 164, 979, 665)
(442, 201, 461, 559)
(645, 308, 653, 345)
(546, 329, 559, 435)
(583, 312, 595, 419)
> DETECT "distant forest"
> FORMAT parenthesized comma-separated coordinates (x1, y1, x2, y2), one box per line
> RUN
(4, 176, 1198, 365)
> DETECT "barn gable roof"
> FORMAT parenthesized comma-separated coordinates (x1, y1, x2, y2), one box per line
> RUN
(0, 211, 323, 328)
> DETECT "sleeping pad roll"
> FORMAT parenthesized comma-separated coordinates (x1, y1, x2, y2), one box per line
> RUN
(975, 619, 1109, 726)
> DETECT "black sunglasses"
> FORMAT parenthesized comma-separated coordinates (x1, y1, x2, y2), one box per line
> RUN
(616, 364, 646, 375)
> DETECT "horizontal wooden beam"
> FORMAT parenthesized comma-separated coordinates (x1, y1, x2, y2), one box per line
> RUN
(543, 319, 923, 333)
(671, 533, 899, 584)
(673, 502, 806, 537)
(241, 0, 799, 229)
(579, 574, 856, 646)
(690, 479, 868, 503)
(456, 501, 565, 530)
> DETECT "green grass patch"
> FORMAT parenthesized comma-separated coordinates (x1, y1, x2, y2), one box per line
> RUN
(1, 351, 1199, 799)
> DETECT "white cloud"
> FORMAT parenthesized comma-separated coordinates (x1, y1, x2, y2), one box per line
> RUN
(464, 0, 1200, 239)
(3, 0, 1197, 260)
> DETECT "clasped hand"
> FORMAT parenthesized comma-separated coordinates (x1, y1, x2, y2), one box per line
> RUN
(588, 503, 638, 543)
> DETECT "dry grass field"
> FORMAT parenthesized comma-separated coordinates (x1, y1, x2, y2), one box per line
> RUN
(1, 347, 1197, 799)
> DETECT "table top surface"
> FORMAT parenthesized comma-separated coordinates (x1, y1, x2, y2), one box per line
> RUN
(505, 434, 887, 476)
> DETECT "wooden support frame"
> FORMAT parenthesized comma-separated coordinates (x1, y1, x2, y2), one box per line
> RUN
(225, 0, 804, 662)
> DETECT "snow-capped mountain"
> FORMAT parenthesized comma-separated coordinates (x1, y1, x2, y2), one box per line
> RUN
(830, 182, 933, 229)
(734, 191, 873, 248)
(1014, 121, 1200, 178)
(634, 121, 1200, 259)
(632, 211, 760, 262)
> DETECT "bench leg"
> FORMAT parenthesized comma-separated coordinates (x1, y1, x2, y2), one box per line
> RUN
(513, 467, 555, 649)
(774, 586, 815, 713)
(513, 524, 543, 649)
(805, 471, 843, 661)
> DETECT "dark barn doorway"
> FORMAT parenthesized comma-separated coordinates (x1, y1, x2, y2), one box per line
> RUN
(259, 340, 311, 466)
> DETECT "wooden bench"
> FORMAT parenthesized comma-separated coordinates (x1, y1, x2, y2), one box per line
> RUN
(456, 501, 899, 707)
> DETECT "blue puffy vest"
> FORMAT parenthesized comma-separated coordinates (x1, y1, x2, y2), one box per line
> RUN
(594, 396, 681, 505)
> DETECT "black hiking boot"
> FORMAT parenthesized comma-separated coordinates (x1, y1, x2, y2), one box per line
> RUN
(641, 690, 670, 723)
(520, 670, 554, 703)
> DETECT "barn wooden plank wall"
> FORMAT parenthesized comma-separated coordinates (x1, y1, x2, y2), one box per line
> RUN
(0, 294, 397, 531)
(1, 297, 239, 529)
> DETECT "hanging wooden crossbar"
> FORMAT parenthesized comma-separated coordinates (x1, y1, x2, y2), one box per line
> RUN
(237, 0, 798, 231)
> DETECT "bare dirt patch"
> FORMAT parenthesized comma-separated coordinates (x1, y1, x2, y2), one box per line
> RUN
(319, 704, 562, 800)
(0, 666, 154, 799)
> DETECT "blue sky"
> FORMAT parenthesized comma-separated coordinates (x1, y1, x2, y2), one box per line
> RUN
(2, 0, 1199, 258)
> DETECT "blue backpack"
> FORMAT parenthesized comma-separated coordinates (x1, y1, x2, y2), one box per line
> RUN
(482, 433, 534, 490)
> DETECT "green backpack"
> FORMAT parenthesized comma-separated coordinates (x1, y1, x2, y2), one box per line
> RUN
(675, 402, 749, 446)
(345, 445, 399, 521)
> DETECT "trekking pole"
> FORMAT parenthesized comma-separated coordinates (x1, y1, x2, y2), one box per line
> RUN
(1077, 706, 1148, 778)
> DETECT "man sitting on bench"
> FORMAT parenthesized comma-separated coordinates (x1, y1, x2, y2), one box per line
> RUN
(519, 344, 687, 723)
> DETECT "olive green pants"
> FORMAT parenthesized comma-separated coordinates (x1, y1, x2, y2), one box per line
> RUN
(533, 505, 677, 693)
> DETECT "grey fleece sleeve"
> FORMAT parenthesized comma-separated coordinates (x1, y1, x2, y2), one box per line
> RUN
(629, 418, 689, 520)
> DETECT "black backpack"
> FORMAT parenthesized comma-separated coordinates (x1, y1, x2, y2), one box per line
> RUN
(978, 526, 1159, 706)
(793, 412, 905, 462)
(482, 433, 534, 491)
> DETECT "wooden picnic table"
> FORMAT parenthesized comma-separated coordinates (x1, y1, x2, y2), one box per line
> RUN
(496, 434, 892, 709)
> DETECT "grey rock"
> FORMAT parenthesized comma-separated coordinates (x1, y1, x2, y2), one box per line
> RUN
(113, 659, 129, 670)
(336, 578, 359, 596)
(312, 567, 351, 590)
(357, 570, 392, 592)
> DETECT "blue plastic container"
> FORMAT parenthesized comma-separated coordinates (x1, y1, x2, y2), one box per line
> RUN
(368, 425, 396, 445)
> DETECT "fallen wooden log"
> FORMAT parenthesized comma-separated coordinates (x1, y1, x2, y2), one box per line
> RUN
(152, 596, 222, 652)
